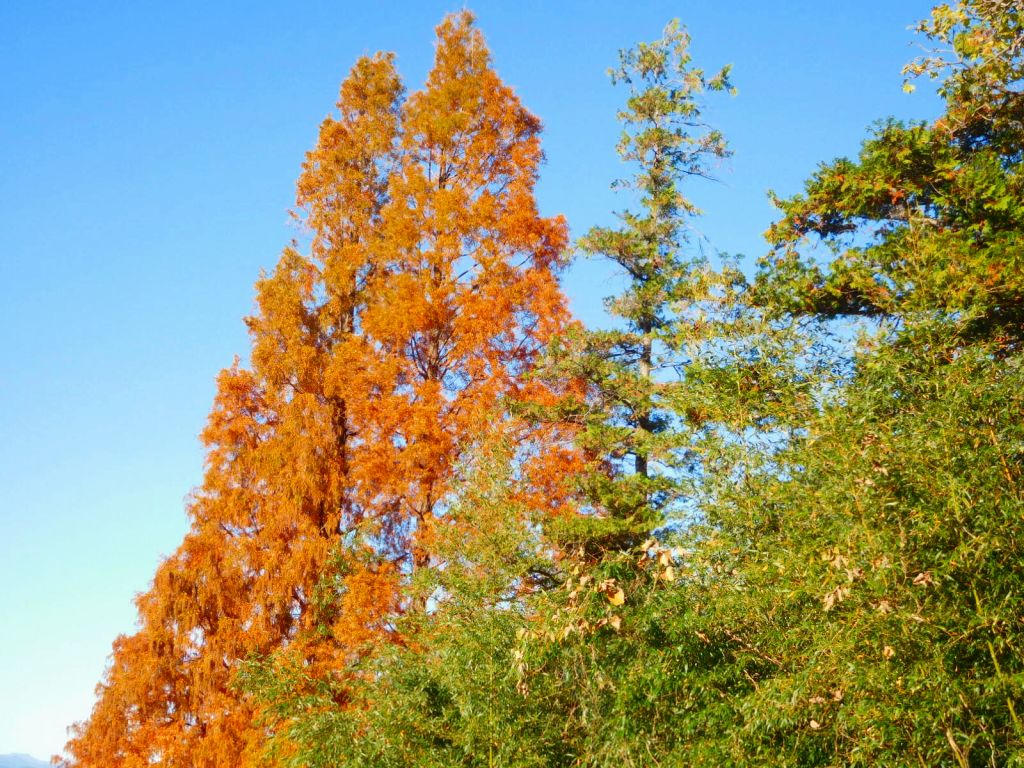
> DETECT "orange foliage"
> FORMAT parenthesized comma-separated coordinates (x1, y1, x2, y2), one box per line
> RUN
(64, 12, 572, 767)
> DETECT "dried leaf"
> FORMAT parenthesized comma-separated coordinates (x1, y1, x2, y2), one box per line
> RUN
(823, 585, 849, 611)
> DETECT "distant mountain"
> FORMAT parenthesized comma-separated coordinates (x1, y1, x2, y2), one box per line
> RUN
(0, 755, 50, 768)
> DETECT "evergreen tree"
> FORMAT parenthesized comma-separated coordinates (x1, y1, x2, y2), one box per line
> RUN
(534, 19, 735, 557)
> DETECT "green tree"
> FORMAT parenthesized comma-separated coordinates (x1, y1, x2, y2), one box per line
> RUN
(535, 19, 735, 556)
(519, 3, 1024, 764)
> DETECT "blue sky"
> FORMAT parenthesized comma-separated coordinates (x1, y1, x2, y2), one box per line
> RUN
(0, 1, 940, 759)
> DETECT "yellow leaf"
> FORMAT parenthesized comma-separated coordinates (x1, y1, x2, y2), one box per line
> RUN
(607, 587, 625, 606)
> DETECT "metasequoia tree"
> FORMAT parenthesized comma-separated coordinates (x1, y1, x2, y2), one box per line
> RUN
(63, 12, 569, 767)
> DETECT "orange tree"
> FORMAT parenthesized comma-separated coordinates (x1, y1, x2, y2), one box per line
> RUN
(63, 12, 571, 768)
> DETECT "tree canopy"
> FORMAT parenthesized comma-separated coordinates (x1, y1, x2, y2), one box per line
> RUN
(66, 3, 1024, 766)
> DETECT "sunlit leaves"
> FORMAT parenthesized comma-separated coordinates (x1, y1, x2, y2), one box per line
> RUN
(65, 12, 571, 768)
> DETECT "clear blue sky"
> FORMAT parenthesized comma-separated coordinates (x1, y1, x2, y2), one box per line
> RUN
(0, 1, 940, 759)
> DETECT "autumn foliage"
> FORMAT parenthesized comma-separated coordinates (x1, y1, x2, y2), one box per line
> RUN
(63, 13, 570, 767)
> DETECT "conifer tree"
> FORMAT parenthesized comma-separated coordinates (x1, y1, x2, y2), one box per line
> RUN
(64, 52, 404, 768)
(345, 12, 570, 579)
(761, 0, 1024, 344)
(63, 13, 569, 767)
(535, 20, 734, 555)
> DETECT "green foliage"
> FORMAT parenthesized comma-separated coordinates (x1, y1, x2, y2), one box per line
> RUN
(675, 329, 1024, 766)
(240, 441, 569, 768)
(762, 1, 1024, 348)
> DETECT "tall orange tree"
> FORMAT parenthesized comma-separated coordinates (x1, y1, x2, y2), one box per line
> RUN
(63, 12, 570, 767)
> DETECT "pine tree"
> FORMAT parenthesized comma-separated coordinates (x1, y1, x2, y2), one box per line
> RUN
(761, 0, 1024, 345)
